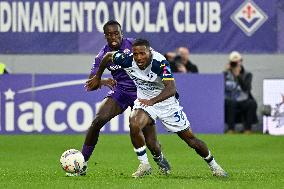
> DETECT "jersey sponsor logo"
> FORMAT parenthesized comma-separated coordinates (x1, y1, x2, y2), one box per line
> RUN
(108, 64, 122, 71)
(129, 74, 159, 91)
(123, 48, 131, 54)
(147, 72, 155, 80)
(231, 0, 268, 36)
(162, 64, 173, 78)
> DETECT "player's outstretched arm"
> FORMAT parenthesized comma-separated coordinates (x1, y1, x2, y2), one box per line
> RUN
(85, 52, 114, 91)
(100, 78, 117, 90)
(95, 52, 115, 79)
(138, 80, 176, 107)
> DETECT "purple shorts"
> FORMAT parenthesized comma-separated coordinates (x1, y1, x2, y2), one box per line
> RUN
(107, 88, 137, 112)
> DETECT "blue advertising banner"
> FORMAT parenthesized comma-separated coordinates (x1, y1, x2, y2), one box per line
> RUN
(0, 74, 224, 134)
(0, 0, 280, 54)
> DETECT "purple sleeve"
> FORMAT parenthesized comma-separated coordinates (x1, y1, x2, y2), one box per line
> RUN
(90, 49, 105, 75)
(90, 56, 101, 75)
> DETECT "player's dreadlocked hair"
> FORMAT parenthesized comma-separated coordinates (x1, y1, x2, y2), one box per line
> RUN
(103, 20, 121, 33)
(132, 39, 150, 49)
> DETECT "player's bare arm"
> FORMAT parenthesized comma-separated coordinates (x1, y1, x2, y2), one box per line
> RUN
(138, 80, 176, 107)
(86, 73, 117, 91)
(85, 52, 115, 91)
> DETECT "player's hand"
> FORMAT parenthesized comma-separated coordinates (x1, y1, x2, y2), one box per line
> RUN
(85, 75, 101, 91)
(100, 78, 117, 90)
(138, 98, 155, 107)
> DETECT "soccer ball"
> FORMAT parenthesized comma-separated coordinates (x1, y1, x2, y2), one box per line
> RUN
(60, 149, 85, 174)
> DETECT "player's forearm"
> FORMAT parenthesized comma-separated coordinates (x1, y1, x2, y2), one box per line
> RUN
(150, 80, 176, 104)
(151, 89, 176, 104)
(96, 52, 113, 79)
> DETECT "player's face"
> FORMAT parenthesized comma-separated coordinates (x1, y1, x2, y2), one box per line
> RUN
(104, 25, 123, 50)
(133, 46, 151, 70)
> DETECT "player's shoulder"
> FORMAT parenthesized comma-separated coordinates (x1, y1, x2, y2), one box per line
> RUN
(151, 50, 168, 73)
(124, 37, 135, 44)
(113, 50, 133, 67)
(94, 44, 110, 60)
(152, 50, 166, 62)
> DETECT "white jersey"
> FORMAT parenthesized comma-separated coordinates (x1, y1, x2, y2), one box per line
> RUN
(112, 50, 176, 100)
(112, 50, 190, 133)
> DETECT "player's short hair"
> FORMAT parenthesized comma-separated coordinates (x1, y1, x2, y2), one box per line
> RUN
(133, 39, 150, 49)
(103, 20, 121, 33)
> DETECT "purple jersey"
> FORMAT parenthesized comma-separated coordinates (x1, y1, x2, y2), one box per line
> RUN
(90, 38, 137, 111)
(90, 38, 136, 93)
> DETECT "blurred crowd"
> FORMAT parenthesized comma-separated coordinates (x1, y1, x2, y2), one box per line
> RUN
(164, 48, 258, 134)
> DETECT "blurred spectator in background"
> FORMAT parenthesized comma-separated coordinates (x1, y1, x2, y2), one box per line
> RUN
(0, 62, 10, 74)
(224, 51, 258, 134)
(164, 52, 176, 63)
(166, 47, 198, 73)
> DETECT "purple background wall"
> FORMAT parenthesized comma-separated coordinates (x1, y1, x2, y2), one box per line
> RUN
(0, 0, 282, 53)
(0, 74, 224, 134)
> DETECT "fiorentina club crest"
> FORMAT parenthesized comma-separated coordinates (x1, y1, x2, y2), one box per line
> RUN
(231, 0, 268, 36)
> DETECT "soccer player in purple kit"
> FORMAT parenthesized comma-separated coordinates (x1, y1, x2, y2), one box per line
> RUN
(72, 20, 170, 177)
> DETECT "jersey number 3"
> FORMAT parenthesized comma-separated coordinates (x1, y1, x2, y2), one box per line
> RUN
(174, 111, 185, 122)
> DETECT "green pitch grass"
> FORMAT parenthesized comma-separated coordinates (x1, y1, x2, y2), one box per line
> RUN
(0, 134, 283, 189)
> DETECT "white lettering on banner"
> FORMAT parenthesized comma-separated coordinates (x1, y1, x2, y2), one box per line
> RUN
(5, 98, 14, 131)
(113, 2, 125, 27)
(17, 2, 30, 32)
(209, 2, 221, 32)
(173, 1, 221, 33)
(45, 101, 67, 132)
(1, 88, 131, 133)
(196, 2, 208, 33)
(156, 2, 169, 32)
(1, 1, 222, 33)
(30, 2, 43, 32)
(18, 102, 44, 132)
(144, 2, 155, 32)
(60, 2, 71, 32)
(3, 99, 128, 133)
(71, 2, 84, 32)
(43, 2, 59, 32)
(67, 102, 93, 132)
(0, 2, 11, 32)
(12, 2, 17, 32)
(84, 2, 96, 32)
(173, 1, 184, 33)
(131, 1, 144, 33)
(0, 1, 98, 32)
(119, 1, 169, 32)
(95, 2, 109, 33)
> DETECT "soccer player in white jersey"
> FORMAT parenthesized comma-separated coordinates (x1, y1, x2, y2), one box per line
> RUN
(86, 39, 228, 178)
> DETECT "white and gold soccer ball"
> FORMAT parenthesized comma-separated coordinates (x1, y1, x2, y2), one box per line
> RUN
(60, 149, 85, 174)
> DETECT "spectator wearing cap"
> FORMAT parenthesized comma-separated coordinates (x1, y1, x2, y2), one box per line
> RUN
(224, 51, 258, 134)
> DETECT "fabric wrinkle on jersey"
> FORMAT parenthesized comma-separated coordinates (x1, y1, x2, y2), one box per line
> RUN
(90, 38, 137, 111)
(112, 50, 190, 133)
(112, 49, 178, 100)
